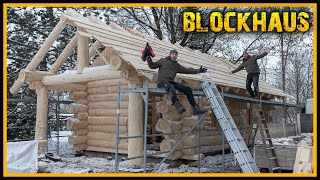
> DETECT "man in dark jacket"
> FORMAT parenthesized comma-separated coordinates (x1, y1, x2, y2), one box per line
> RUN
(230, 49, 270, 98)
(146, 49, 208, 115)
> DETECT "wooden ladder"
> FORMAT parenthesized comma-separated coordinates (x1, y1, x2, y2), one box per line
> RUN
(256, 110, 281, 173)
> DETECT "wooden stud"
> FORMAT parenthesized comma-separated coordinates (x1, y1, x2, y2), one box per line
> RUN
(77, 32, 89, 74)
(34, 82, 48, 153)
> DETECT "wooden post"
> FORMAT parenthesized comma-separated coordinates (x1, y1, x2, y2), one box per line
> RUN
(128, 78, 144, 165)
(77, 32, 89, 74)
(34, 82, 48, 153)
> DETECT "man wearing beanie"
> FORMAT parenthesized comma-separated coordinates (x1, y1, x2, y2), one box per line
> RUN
(146, 49, 208, 115)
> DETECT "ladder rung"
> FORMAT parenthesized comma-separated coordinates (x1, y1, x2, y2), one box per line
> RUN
(267, 147, 275, 150)
(269, 157, 278, 160)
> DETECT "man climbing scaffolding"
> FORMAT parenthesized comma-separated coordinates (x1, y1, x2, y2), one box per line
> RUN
(144, 48, 208, 115)
(230, 49, 270, 99)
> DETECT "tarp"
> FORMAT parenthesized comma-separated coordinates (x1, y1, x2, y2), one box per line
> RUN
(7, 140, 38, 173)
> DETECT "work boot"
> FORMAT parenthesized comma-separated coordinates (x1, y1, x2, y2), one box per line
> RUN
(192, 104, 208, 115)
(173, 101, 186, 115)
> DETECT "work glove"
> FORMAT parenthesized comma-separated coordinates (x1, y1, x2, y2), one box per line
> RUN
(199, 66, 207, 73)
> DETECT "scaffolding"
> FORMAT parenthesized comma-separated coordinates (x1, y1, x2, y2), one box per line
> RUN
(7, 97, 73, 155)
(113, 79, 299, 173)
(6, 80, 300, 173)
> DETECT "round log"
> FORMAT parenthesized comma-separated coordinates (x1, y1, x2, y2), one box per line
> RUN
(110, 55, 129, 71)
(128, 79, 144, 165)
(107, 85, 123, 93)
(159, 139, 183, 152)
(87, 93, 129, 102)
(89, 101, 128, 109)
(87, 139, 128, 149)
(9, 78, 24, 94)
(87, 125, 127, 133)
(182, 134, 228, 147)
(42, 69, 121, 86)
(87, 116, 127, 126)
(155, 118, 182, 134)
(87, 78, 127, 88)
(88, 109, 128, 117)
(75, 112, 88, 120)
(68, 135, 88, 144)
(66, 118, 88, 130)
(26, 17, 66, 71)
(173, 144, 231, 157)
(73, 144, 88, 151)
(47, 83, 87, 92)
(161, 110, 184, 121)
(50, 34, 78, 73)
(87, 132, 126, 141)
(19, 69, 55, 83)
(69, 92, 88, 100)
(120, 70, 139, 80)
(166, 151, 183, 161)
(72, 129, 88, 136)
(38, 140, 48, 148)
(87, 87, 108, 95)
(163, 134, 183, 141)
(68, 103, 89, 113)
(75, 98, 89, 105)
(155, 100, 170, 114)
(35, 84, 48, 153)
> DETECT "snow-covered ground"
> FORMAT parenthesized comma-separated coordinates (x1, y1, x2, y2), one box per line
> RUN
(36, 131, 313, 174)
(255, 133, 313, 146)
(38, 131, 241, 173)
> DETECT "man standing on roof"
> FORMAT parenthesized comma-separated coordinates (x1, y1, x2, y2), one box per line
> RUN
(146, 49, 208, 115)
(230, 49, 271, 98)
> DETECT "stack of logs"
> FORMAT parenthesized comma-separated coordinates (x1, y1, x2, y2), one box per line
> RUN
(155, 95, 252, 160)
(67, 78, 129, 153)
(65, 76, 253, 160)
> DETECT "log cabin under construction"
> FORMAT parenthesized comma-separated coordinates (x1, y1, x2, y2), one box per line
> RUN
(9, 8, 297, 167)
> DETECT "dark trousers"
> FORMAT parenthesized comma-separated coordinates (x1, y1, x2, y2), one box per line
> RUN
(157, 81, 196, 106)
(246, 73, 260, 98)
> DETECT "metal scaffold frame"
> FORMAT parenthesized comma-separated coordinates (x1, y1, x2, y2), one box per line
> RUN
(113, 79, 299, 173)
(7, 97, 74, 155)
